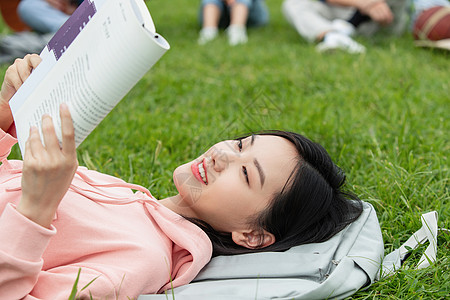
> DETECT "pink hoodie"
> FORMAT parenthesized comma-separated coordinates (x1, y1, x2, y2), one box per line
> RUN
(0, 129, 212, 299)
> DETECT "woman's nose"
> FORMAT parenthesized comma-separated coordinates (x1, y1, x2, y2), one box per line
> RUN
(209, 145, 236, 172)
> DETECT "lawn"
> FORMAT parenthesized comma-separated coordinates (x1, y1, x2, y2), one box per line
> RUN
(1, 0, 449, 298)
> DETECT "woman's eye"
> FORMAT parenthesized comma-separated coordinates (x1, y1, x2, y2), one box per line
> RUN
(237, 139, 243, 152)
(242, 166, 249, 185)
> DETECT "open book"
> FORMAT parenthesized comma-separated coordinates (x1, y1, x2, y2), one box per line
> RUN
(9, 0, 170, 156)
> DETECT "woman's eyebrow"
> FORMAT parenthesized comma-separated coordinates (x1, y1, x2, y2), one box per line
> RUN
(248, 134, 264, 187)
(253, 158, 265, 188)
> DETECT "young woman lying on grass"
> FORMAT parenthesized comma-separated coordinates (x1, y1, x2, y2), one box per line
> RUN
(0, 55, 363, 299)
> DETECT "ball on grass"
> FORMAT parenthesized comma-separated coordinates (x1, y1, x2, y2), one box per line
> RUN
(413, 6, 450, 41)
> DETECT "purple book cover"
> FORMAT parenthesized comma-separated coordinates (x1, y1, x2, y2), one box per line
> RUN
(47, 0, 97, 60)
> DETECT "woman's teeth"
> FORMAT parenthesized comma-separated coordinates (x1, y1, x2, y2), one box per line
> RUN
(199, 162, 207, 184)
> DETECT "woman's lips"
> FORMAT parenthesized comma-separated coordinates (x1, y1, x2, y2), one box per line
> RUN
(191, 158, 208, 185)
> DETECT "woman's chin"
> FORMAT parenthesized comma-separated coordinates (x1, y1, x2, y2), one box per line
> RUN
(172, 167, 204, 207)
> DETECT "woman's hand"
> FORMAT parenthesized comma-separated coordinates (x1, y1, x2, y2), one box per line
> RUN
(17, 104, 78, 229)
(360, 0, 393, 25)
(0, 54, 42, 132)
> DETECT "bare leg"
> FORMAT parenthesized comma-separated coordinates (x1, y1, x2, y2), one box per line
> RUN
(227, 3, 249, 45)
(202, 4, 221, 28)
(198, 4, 220, 45)
(229, 3, 248, 26)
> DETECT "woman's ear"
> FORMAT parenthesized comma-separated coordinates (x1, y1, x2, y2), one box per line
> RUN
(231, 229, 275, 249)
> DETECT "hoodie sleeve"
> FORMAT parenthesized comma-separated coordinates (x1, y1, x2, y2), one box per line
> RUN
(0, 128, 120, 299)
(0, 204, 131, 299)
(0, 127, 17, 161)
(0, 204, 56, 299)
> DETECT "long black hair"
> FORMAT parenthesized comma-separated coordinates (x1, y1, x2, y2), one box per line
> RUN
(188, 130, 363, 256)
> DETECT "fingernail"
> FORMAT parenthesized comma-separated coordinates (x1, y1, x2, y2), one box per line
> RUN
(60, 103, 68, 110)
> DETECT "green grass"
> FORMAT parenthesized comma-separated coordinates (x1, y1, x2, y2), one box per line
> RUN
(1, 0, 449, 298)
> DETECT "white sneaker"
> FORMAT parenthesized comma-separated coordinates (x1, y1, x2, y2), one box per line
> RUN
(316, 32, 366, 54)
(226, 25, 248, 46)
(198, 27, 218, 45)
(331, 19, 356, 36)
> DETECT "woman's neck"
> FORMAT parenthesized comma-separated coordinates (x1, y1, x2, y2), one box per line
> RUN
(159, 194, 197, 219)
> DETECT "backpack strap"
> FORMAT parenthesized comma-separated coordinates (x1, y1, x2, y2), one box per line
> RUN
(399, 211, 438, 268)
(378, 211, 448, 280)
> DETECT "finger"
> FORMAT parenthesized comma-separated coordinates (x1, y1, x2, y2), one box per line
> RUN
(28, 125, 45, 157)
(16, 58, 33, 84)
(5, 63, 23, 92)
(59, 103, 76, 156)
(373, 10, 383, 23)
(16, 54, 41, 83)
(377, 7, 388, 21)
(374, 10, 385, 23)
(29, 54, 42, 68)
(376, 3, 393, 24)
(386, 10, 393, 24)
(41, 114, 61, 153)
(379, 12, 392, 25)
(25, 54, 42, 73)
(24, 127, 36, 160)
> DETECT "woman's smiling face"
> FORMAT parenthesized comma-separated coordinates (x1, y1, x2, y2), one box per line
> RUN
(172, 135, 298, 234)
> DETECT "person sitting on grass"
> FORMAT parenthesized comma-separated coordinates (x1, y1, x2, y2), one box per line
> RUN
(282, 0, 409, 53)
(17, 0, 83, 34)
(0, 0, 83, 65)
(0, 54, 363, 299)
(198, 0, 269, 45)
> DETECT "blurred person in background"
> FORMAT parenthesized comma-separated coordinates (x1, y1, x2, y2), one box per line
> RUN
(282, 0, 408, 53)
(0, 0, 82, 64)
(18, 0, 83, 34)
(198, 0, 269, 46)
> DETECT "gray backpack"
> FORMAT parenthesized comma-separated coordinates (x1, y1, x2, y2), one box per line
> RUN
(139, 202, 444, 299)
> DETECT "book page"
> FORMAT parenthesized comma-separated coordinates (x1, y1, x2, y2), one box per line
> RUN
(10, 0, 169, 155)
